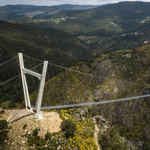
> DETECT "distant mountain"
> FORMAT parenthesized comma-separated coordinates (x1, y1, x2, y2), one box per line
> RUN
(21, 1, 150, 36)
(0, 4, 101, 20)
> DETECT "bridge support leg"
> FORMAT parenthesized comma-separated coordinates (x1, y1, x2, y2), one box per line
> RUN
(19, 53, 48, 118)
(35, 61, 48, 119)
(18, 53, 32, 111)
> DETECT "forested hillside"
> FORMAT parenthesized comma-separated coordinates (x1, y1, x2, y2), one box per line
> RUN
(1, 43, 150, 149)
(0, 2, 150, 149)
(0, 20, 90, 106)
(29, 44, 150, 149)
(0, 20, 90, 65)
(20, 1, 150, 36)
(95, 29, 150, 54)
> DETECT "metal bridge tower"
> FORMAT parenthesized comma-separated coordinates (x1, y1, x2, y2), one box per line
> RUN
(18, 53, 48, 119)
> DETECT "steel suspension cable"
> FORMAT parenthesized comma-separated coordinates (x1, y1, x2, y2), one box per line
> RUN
(0, 63, 43, 86)
(0, 55, 18, 67)
(23, 55, 43, 62)
(23, 54, 96, 77)
(41, 94, 150, 110)
(48, 62, 94, 77)
(0, 74, 21, 86)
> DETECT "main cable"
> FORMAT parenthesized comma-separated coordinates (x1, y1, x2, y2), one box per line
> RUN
(24, 54, 97, 78)
(41, 94, 150, 110)
(48, 62, 94, 77)
(0, 63, 43, 86)
(0, 55, 18, 67)
(0, 74, 21, 86)
(23, 54, 43, 63)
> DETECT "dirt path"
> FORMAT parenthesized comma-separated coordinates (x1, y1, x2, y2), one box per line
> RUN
(93, 117, 101, 150)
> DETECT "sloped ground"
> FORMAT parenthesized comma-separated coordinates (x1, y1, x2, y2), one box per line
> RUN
(3, 110, 62, 150)
(1, 108, 98, 150)
(7, 109, 34, 123)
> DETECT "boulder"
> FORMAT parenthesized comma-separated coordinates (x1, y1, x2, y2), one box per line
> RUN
(75, 113, 81, 121)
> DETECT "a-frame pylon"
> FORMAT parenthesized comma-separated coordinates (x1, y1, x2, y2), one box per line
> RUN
(18, 53, 48, 119)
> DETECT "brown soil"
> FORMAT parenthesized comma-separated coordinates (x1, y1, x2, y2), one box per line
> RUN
(2, 110, 62, 150)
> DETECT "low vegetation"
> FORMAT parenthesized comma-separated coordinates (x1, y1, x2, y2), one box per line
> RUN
(0, 119, 11, 149)
(98, 127, 128, 150)
(61, 119, 77, 138)
(0, 3, 150, 148)
(30, 44, 150, 149)
(16, 108, 98, 150)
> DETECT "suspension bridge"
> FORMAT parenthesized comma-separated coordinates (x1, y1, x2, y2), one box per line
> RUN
(0, 53, 150, 119)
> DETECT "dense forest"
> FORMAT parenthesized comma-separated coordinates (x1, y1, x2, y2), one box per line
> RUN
(0, 1, 150, 149)
(0, 20, 91, 107)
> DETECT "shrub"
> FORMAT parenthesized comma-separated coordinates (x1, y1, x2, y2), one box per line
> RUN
(98, 127, 127, 150)
(45, 132, 52, 142)
(23, 123, 27, 130)
(0, 119, 10, 148)
(92, 111, 96, 117)
(26, 128, 41, 147)
(0, 109, 4, 114)
(8, 100, 16, 108)
(26, 129, 60, 149)
(1, 101, 9, 109)
(26, 128, 48, 149)
(142, 142, 150, 150)
(96, 117, 100, 123)
(61, 119, 77, 138)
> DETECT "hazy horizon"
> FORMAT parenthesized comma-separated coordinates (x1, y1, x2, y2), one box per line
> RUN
(0, 0, 150, 7)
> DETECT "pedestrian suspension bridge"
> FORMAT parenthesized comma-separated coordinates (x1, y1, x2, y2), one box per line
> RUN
(0, 53, 150, 119)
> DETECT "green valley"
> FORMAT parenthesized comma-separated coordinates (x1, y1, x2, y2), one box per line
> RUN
(16, 1, 150, 37)
(0, 1, 150, 150)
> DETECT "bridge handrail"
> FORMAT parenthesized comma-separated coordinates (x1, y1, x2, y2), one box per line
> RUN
(41, 94, 150, 110)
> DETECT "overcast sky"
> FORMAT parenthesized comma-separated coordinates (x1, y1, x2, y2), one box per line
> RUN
(0, 0, 150, 6)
